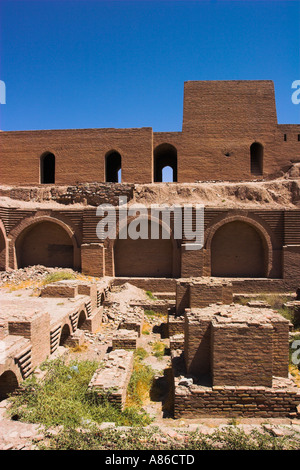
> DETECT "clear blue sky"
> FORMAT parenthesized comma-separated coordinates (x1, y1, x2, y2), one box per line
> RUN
(0, 0, 299, 131)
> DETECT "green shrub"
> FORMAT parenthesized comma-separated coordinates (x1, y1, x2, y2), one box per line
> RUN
(152, 341, 165, 358)
(39, 426, 300, 450)
(8, 357, 150, 428)
(42, 271, 76, 285)
(145, 291, 157, 300)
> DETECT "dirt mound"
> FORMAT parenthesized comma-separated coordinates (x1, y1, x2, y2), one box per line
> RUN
(108, 283, 148, 309)
(133, 179, 300, 208)
(0, 266, 77, 287)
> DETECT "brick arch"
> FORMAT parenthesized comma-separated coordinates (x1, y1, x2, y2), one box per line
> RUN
(9, 215, 81, 270)
(0, 219, 8, 271)
(154, 143, 178, 182)
(0, 370, 19, 400)
(59, 324, 71, 346)
(108, 212, 180, 277)
(205, 215, 273, 277)
(77, 310, 87, 329)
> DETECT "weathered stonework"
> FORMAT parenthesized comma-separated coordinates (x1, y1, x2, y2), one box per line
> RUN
(172, 303, 299, 418)
(0, 278, 112, 398)
(88, 349, 134, 410)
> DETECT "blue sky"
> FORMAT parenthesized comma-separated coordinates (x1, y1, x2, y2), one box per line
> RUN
(0, 0, 299, 131)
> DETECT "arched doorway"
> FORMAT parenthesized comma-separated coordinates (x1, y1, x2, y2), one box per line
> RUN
(250, 142, 263, 176)
(154, 144, 177, 182)
(114, 220, 173, 277)
(16, 221, 74, 269)
(211, 221, 266, 277)
(77, 311, 87, 329)
(106, 150, 122, 183)
(40, 152, 55, 184)
(0, 371, 19, 400)
(0, 227, 6, 271)
(60, 324, 71, 346)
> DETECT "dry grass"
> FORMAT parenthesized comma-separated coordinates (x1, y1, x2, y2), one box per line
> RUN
(289, 364, 300, 387)
(126, 353, 155, 408)
(68, 343, 89, 353)
(142, 321, 152, 335)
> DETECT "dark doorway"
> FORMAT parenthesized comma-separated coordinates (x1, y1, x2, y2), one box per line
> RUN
(250, 142, 263, 176)
(106, 151, 122, 183)
(41, 152, 55, 184)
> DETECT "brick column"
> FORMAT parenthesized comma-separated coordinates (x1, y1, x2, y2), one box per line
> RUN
(181, 243, 204, 277)
(81, 243, 105, 277)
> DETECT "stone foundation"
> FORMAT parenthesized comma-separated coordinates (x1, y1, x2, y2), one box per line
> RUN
(112, 329, 138, 350)
(88, 349, 134, 410)
(172, 352, 300, 418)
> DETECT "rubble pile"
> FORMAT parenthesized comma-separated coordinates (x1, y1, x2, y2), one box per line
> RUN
(0, 266, 77, 287)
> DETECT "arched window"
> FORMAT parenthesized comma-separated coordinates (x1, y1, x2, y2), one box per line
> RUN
(106, 150, 122, 183)
(250, 142, 263, 176)
(40, 152, 55, 184)
(154, 144, 177, 182)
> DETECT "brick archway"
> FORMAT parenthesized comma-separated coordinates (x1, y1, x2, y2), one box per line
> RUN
(9, 215, 81, 270)
(0, 220, 7, 271)
(0, 370, 19, 400)
(110, 213, 180, 278)
(205, 215, 273, 277)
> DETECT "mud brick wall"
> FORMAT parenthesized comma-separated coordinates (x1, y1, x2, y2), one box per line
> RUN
(1, 81, 300, 185)
(77, 283, 98, 311)
(283, 245, 300, 279)
(8, 312, 50, 369)
(112, 331, 138, 350)
(175, 281, 190, 315)
(189, 281, 233, 308)
(88, 350, 134, 410)
(181, 245, 204, 278)
(81, 243, 105, 277)
(0, 128, 153, 185)
(170, 335, 184, 351)
(119, 319, 143, 336)
(168, 316, 185, 336)
(40, 283, 78, 298)
(184, 310, 213, 377)
(174, 385, 300, 419)
(189, 283, 224, 308)
(180, 80, 299, 181)
(271, 317, 290, 378)
(176, 279, 233, 315)
(211, 320, 274, 387)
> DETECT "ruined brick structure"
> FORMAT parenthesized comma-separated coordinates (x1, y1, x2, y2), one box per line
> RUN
(172, 303, 300, 418)
(0, 80, 299, 285)
(1, 80, 300, 415)
(0, 279, 110, 399)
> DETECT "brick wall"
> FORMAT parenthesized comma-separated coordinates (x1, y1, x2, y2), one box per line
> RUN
(211, 320, 273, 387)
(1, 81, 300, 185)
